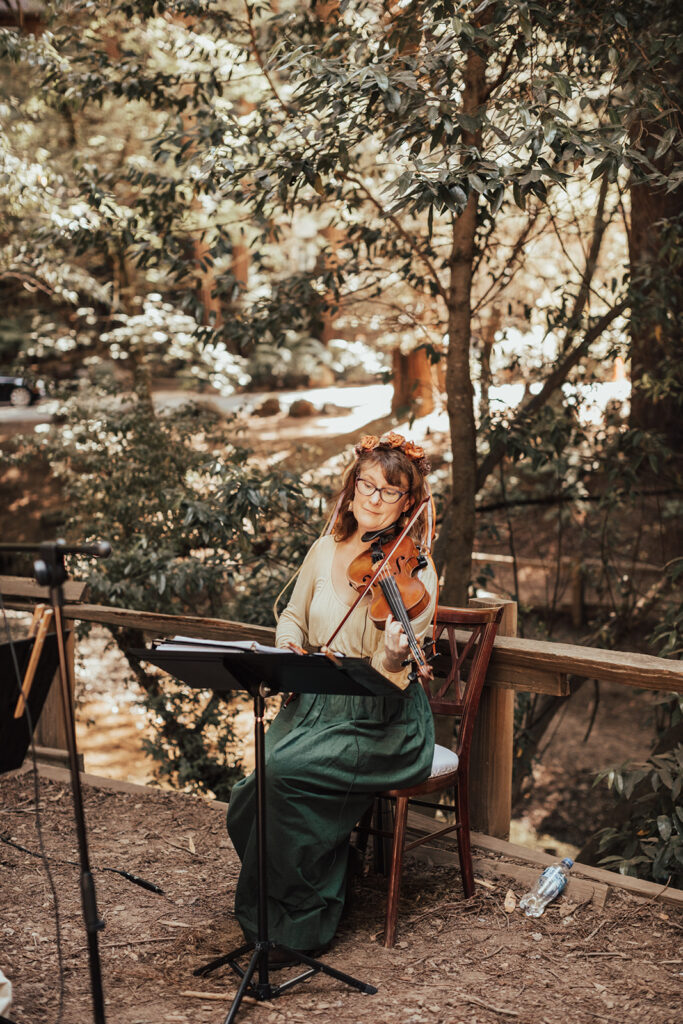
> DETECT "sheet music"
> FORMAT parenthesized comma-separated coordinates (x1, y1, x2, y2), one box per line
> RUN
(156, 635, 283, 655)
(154, 636, 344, 658)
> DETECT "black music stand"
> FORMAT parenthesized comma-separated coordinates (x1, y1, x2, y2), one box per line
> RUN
(133, 641, 403, 1024)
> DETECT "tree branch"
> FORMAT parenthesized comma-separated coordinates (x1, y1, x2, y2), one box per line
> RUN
(471, 204, 543, 314)
(481, 34, 522, 103)
(243, 0, 294, 116)
(475, 296, 629, 491)
(476, 486, 680, 514)
(342, 173, 449, 304)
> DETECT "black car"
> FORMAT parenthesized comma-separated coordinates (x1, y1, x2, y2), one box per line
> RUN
(0, 376, 44, 407)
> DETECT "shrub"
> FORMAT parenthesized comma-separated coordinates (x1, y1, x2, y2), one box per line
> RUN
(593, 741, 683, 887)
(11, 379, 325, 797)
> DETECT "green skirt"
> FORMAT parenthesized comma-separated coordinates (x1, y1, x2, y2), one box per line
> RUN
(226, 682, 434, 950)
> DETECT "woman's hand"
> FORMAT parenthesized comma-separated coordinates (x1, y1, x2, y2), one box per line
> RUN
(382, 612, 410, 673)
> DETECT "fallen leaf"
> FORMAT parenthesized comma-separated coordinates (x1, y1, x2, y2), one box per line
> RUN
(504, 890, 516, 914)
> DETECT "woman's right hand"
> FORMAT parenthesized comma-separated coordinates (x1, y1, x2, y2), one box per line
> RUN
(285, 641, 307, 655)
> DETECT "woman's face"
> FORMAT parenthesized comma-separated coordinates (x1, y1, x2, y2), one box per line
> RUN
(351, 459, 412, 539)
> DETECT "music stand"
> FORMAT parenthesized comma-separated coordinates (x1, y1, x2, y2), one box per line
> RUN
(133, 641, 403, 1024)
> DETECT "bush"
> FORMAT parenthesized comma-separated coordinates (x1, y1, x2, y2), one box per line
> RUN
(593, 740, 683, 887)
(10, 379, 325, 797)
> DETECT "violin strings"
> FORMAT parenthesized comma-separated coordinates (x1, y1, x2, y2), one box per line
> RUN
(379, 566, 424, 666)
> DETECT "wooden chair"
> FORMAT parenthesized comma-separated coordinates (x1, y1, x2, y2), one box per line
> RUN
(359, 604, 503, 948)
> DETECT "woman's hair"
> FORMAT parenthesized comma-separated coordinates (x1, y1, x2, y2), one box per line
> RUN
(332, 436, 430, 543)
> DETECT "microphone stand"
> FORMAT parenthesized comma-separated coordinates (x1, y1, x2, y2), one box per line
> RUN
(0, 539, 111, 1024)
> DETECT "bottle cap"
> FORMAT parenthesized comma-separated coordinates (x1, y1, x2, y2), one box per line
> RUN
(561, 857, 574, 867)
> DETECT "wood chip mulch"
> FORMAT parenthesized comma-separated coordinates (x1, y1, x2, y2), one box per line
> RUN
(1, 772, 681, 1024)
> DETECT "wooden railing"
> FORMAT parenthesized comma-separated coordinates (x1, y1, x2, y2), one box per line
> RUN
(4, 575, 682, 839)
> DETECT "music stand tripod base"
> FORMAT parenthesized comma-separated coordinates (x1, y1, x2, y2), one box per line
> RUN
(195, 940, 377, 1022)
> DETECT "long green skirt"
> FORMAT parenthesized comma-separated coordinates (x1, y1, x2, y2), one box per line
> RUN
(226, 682, 434, 951)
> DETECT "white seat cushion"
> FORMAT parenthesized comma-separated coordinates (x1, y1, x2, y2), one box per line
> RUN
(430, 743, 459, 779)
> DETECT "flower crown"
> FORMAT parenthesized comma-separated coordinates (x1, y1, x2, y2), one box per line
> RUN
(354, 432, 431, 473)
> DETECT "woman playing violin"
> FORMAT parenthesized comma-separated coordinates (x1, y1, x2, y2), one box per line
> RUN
(226, 432, 438, 958)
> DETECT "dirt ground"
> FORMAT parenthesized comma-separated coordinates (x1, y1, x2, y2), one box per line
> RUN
(2, 771, 681, 1024)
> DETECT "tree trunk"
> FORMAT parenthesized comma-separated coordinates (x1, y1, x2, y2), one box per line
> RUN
(391, 347, 435, 418)
(478, 309, 501, 425)
(440, 47, 487, 606)
(629, 123, 683, 449)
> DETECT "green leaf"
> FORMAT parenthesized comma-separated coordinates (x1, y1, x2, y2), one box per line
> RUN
(457, 113, 481, 134)
(451, 184, 468, 206)
(657, 816, 673, 842)
(654, 128, 677, 161)
(513, 181, 525, 209)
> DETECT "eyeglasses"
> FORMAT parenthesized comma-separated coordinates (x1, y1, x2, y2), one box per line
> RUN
(355, 477, 407, 504)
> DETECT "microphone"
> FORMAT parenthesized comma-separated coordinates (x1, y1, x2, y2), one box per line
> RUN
(0, 539, 111, 558)
(32, 540, 112, 587)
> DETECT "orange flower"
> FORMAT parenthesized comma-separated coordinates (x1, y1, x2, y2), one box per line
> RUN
(382, 431, 406, 449)
(358, 435, 380, 451)
(403, 441, 425, 461)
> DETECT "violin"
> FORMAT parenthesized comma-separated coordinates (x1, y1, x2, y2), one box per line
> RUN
(346, 526, 433, 682)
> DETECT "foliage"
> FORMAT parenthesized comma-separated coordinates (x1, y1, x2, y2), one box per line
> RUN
(2, 0, 681, 601)
(593, 743, 683, 887)
(649, 559, 683, 659)
(1, 0, 681, 810)
(140, 685, 243, 804)
(9, 378, 324, 796)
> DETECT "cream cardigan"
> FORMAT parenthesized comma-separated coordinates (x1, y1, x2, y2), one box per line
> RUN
(275, 534, 438, 690)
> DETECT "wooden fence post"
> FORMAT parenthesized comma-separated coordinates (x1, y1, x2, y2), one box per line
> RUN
(468, 597, 517, 839)
(34, 619, 76, 754)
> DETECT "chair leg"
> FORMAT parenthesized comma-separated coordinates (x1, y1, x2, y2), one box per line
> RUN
(455, 776, 475, 898)
(355, 803, 373, 860)
(384, 796, 408, 948)
(373, 797, 390, 876)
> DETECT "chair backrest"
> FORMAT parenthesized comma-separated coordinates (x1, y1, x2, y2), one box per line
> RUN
(424, 604, 503, 757)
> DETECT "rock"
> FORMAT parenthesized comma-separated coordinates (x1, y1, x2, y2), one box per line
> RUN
(288, 399, 317, 418)
(254, 397, 281, 417)
(308, 365, 336, 387)
(320, 402, 352, 416)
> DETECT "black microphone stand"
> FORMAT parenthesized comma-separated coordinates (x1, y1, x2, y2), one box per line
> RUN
(0, 539, 111, 1024)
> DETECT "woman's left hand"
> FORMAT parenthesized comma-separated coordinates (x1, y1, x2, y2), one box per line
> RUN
(383, 612, 410, 672)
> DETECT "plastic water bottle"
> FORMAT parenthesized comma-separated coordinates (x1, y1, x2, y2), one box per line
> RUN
(519, 858, 573, 917)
